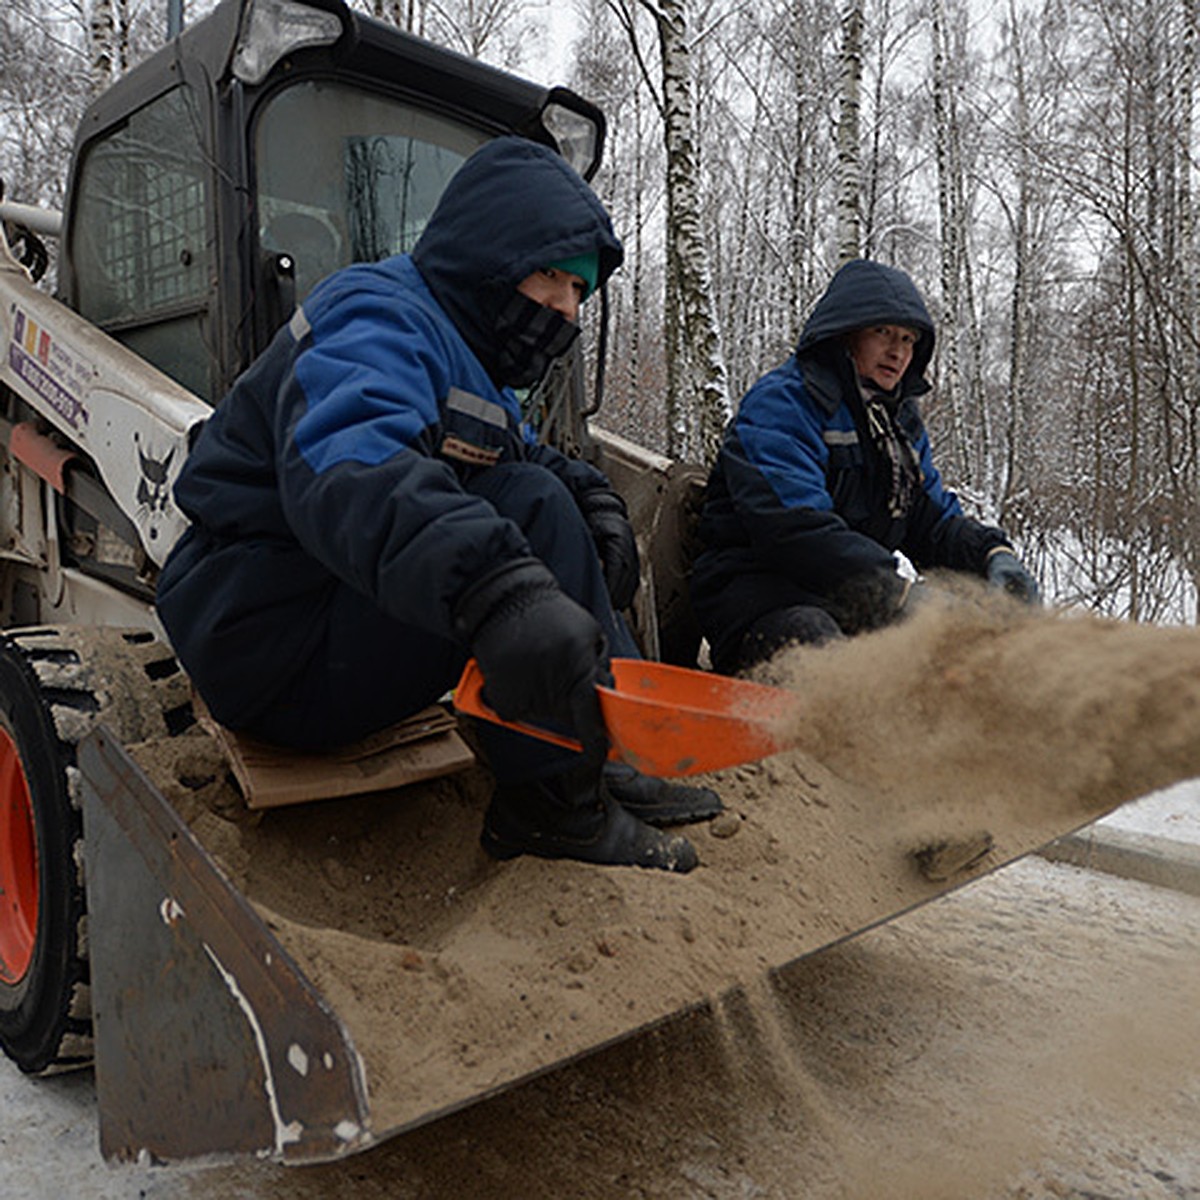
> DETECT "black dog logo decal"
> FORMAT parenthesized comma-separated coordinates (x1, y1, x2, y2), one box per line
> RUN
(133, 432, 175, 544)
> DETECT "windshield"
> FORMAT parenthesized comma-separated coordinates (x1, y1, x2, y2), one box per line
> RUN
(254, 80, 489, 300)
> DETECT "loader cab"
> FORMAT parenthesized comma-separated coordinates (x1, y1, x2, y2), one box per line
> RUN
(58, 0, 605, 451)
(249, 81, 488, 343)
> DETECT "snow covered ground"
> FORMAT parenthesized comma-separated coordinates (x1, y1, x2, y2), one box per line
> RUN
(1, 778, 1198, 1199)
(1099, 776, 1200, 841)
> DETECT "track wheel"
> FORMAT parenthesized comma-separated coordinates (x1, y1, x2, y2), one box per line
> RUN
(0, 627, 193, 1074)
(0, 637, 89, 1074)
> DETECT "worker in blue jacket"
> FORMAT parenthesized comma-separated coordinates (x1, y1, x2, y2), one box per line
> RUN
(690, 259, 1039, 676)
(156, 136, 719, 873)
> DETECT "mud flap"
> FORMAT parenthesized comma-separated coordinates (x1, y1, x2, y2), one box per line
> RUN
(78, 726, 373, 1165)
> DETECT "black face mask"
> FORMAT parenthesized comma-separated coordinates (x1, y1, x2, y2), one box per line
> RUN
(492, 290, 581, 389)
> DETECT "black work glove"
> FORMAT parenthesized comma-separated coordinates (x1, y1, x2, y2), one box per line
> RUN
(454, 558, 611, 766)
(986, 550, 1041, 605)
(578, 488, 640, 610)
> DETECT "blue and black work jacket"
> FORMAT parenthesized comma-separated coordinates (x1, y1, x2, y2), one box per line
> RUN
(155, 137, 623, 728)
(690, 259, 1010, 645)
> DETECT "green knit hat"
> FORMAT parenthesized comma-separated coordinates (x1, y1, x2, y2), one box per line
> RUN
(547, 251, 600, 300)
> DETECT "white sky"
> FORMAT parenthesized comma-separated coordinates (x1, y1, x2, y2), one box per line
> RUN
(522, 1, 579, 85)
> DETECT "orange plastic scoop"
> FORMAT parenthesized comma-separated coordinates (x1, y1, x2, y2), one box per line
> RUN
(453, 657, 801, 777)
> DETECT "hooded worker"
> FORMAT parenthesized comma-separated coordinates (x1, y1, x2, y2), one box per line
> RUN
(690, 258, 1040, 676)
(156, 135, 720, 873)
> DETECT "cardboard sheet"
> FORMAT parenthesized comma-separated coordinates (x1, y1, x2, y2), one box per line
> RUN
(201, 705, 475, 810)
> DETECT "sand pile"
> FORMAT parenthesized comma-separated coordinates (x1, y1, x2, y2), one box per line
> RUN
(136, 586, 1200, 1140)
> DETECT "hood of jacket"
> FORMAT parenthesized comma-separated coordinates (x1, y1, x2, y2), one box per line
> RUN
(796, 259, 935, 396)
(411, 135, 624, 382)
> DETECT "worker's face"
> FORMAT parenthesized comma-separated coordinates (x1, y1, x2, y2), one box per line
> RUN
(848, 325, 920, 391)
(517, 267, 587, 324)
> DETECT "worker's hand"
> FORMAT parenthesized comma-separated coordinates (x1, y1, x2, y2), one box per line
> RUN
(986, 550, 1041, 605)
(578, 488, 640, 610)
(455, 558, 611, 766)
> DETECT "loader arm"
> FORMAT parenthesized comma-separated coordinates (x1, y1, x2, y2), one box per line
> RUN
(0, 231, 209, 602)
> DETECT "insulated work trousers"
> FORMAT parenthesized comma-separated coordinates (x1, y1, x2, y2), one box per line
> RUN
(240, 462, 637, 782)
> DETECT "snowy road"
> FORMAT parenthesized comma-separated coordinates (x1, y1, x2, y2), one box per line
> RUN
(2, 782, 1199, 1199)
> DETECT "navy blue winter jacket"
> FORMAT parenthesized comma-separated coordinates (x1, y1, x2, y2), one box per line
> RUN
(690, 259, 1010, 648)
(155, 136, 623, 729)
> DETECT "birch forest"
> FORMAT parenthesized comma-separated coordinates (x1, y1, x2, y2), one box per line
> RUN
(3, 0, 1200, 622)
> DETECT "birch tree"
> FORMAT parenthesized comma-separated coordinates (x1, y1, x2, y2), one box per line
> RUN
(835, 0, 863, 263)
(629, 0, 732, 463)
(373, 0, 429, 35)
(991, 0, 1041, 532)
(928, 0, 969, 477)
(786, 0, 842, 323)
(90, 0, 116, 94)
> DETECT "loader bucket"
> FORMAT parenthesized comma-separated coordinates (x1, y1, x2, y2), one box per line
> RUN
(75, 600, 1200, 1166)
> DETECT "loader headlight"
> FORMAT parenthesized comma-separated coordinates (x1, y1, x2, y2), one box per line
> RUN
(540, 94, 605, 182)
(232, 0, 349, 85)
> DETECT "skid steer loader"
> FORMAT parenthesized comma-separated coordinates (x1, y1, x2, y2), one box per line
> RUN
(4, 0, 1200, 1170)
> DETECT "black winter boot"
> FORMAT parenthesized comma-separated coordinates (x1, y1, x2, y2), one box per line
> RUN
(481, 767, 698, 873)
(602, 761, 723, 827)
